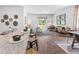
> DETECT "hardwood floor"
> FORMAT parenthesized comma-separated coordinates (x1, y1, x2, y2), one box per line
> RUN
(26, 32, 67, 54)
(26, 48, 38, 54)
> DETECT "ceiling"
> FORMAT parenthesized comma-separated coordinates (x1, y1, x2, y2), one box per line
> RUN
(24, 5, 70, 14)
(0, 5, 70, 14)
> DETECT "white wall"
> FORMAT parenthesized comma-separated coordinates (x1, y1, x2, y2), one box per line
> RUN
(0, 5, 54, 33)
(0, 6, 24, 33)
(0, 5, 73, 33)
(53, 6, 73, 29)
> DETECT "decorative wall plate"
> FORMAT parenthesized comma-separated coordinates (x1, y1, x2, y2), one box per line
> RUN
(3, 15, 9, 20)
(5, 21, 10, 26)
(1, 19, 4, 23)
(13, 21, 18, 26)
(14, 14, 18, 19)
(9, 18, 13, 22)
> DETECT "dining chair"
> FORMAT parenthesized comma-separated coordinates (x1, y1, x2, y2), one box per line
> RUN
(67, 32, 74, 45)
(26, 33, 38, 51)
(71, 34, 79, 48)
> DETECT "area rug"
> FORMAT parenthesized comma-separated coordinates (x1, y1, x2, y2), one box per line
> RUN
(56, 40, 79, 54)
(46, 40, 67, 54)
(37, 36, 67, 54)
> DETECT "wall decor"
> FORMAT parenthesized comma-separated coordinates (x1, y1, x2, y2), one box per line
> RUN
(9, 18, 13, 22)
(38, 16, 47, 25)
(1, 19, 4, 23)
(13, 21, 18, 26)
(5, 21, 10, 26)
(14, 14, 18, 19)
(3, 15, 9, 20)
(56, 13, 66, 25)
(39, 19, 46, 25)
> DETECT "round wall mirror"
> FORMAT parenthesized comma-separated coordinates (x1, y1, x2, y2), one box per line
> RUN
(1, 19, 4, 23)
(13, 21, 18, 26)
(3, 15, 9, 20)
(14, 14, 18, 19)
(5, 21, 10, 26)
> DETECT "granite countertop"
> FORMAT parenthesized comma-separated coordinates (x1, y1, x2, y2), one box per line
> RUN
(0, 30, 29, 54)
